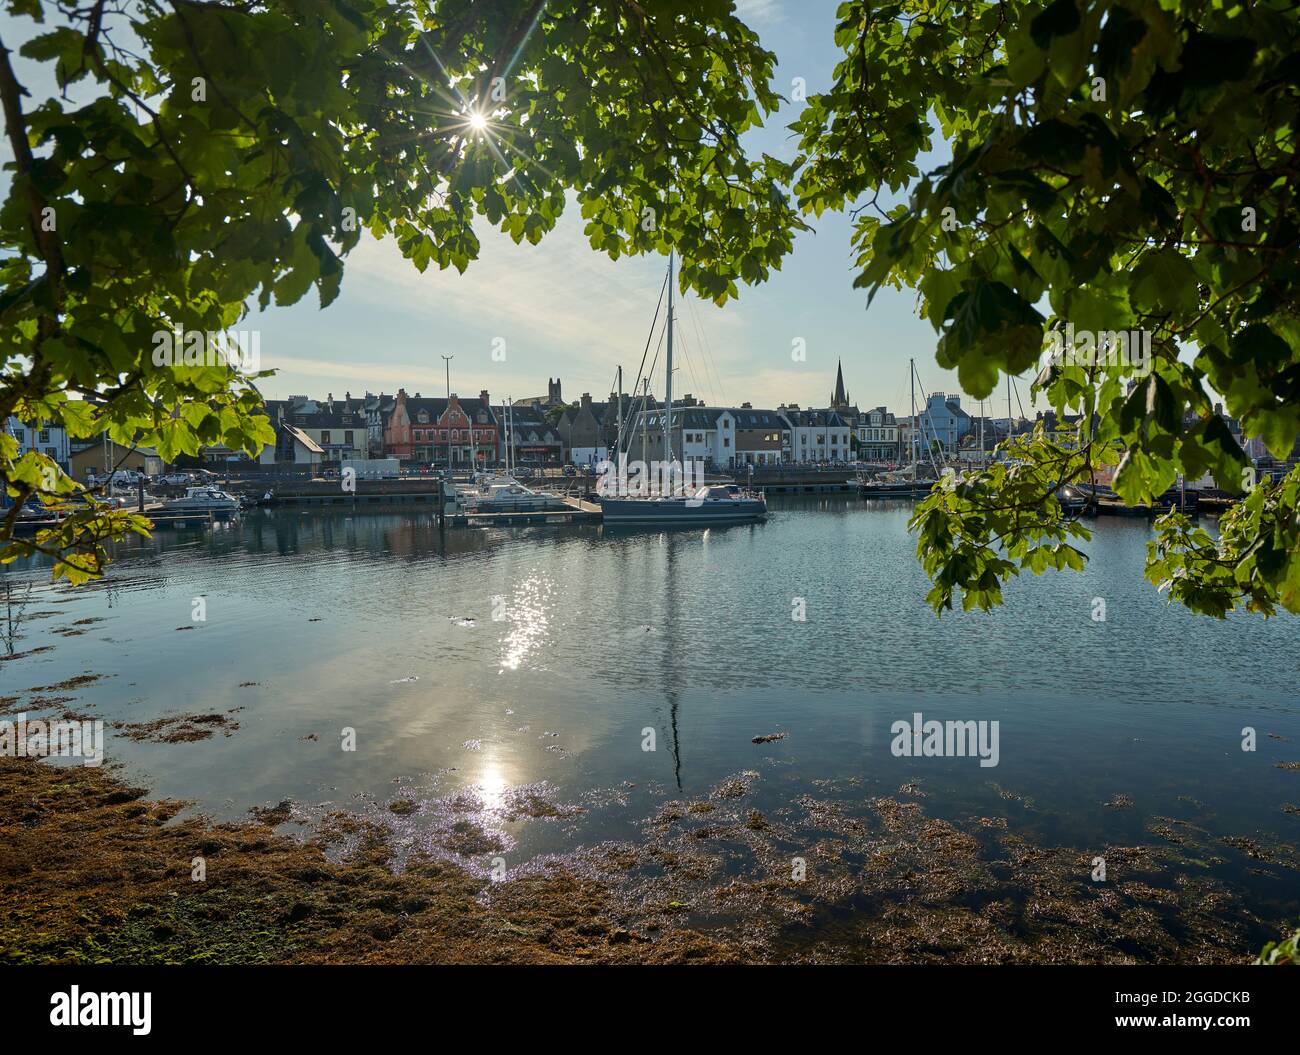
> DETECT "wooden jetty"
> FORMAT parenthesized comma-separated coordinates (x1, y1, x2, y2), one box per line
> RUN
(12, 506, 238, 535)
(444, 497, 602, 528)
(731, 469, 858, 494)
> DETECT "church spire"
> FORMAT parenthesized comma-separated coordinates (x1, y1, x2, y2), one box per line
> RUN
(832, 359, 848, 408)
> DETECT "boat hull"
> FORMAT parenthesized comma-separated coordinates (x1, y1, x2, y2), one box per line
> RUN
(159, 502, 241, 516)
(858, 482, 935, 498)
(598, 496, 767, 525)
(475, 497, 564, 512)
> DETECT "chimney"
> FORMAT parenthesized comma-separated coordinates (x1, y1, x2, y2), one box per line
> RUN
(479, 389, 490, 409)
(580, 392, 592, 410)
(741, 401, 752, 409)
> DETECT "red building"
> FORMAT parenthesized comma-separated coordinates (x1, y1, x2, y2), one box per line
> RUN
(383, 389, 498, 466)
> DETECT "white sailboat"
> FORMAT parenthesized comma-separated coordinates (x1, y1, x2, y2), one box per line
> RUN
(598, 253, 767, 527)
(859, 359, 944, 498)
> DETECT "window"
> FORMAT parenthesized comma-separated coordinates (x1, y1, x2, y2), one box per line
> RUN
(13, 429, 22, 444)
(723, 437, 730, 447)
(321, 431, 331, 444)
(39, 429, 50, 442)
(344, 431, 354, 445)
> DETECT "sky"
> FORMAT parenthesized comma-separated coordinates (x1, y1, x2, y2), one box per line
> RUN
(1, 0, 993, 419)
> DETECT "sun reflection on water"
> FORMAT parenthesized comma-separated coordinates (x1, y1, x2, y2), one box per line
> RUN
(500, 575, 552, 671)
(476, 760, 510, 812)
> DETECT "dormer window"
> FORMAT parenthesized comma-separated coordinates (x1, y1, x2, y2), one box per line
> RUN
(417, 410, 429, 424)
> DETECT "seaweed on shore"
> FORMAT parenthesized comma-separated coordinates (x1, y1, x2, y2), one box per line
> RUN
(0, 757, 734, 965)
(0, 753, 1292, 966)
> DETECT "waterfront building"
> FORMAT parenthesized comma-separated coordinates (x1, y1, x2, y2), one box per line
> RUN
(909, 392, 973, 456)
(5, 415, 71, 473)
(69, 438, 163, 481)
(855, 406, 900, 462)
(276, 424, 325, 465)
(494, 402, 563, 466)
(564, 393, 606, 467)
(268, 394, 368, 464)
(728, 405, 789, 466)
(780, 406, 851, 463)
(383, 388, 498, 467)
(362, 392, 394, 457)
(622, 403, 788, 468)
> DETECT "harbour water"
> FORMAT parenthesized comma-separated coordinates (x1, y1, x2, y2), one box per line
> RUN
(6, 496, 1300, 954)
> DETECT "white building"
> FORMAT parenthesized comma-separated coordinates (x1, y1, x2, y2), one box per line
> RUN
(856, 406, 900, 462)
(5, 415, 71, 471)
(779, 407, 851, 464)
(626, 406, 736, 466)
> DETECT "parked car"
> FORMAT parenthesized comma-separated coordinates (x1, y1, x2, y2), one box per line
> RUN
(159, 472, 195, 487)
(89, 468, 145, 488)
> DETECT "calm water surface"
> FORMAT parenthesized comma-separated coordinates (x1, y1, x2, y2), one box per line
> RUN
(6, 497, 1300, 927)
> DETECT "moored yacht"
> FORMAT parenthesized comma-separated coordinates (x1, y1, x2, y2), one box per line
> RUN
(600, 483, 766, 526)
(159, 486, 242, 515)
(597, 253, 767, 529)
(473, 480, 565, 512)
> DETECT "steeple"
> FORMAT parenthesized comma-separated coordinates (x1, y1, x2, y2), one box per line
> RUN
(832, 359, 848, 408)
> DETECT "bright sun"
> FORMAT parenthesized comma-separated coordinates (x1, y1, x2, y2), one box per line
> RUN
(469, 112, 488, 132)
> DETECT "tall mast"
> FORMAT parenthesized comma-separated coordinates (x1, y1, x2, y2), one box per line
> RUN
(909, 357, 916, 468)
(616, 366, 623, 458)
(663, 252, 674, 471)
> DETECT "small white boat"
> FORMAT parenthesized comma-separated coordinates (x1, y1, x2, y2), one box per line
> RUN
(159, 486, 242, 514)
(473, 480, 564, 513)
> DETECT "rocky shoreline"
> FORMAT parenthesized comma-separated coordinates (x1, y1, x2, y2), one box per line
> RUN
(0, 757, 736, 964)
(4, 754, 1296, 965)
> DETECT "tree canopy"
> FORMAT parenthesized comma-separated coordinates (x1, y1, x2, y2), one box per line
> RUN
(793, 0, 1300, 617)
(3, 0, 1300, 618)
(1, 0, 800, 581)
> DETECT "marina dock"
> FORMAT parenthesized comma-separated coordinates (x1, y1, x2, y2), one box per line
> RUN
(444, 497, 602, 527)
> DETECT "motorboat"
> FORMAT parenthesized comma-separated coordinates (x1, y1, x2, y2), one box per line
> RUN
(473, 480, 565, 512)
(159, 486, 242, 514)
